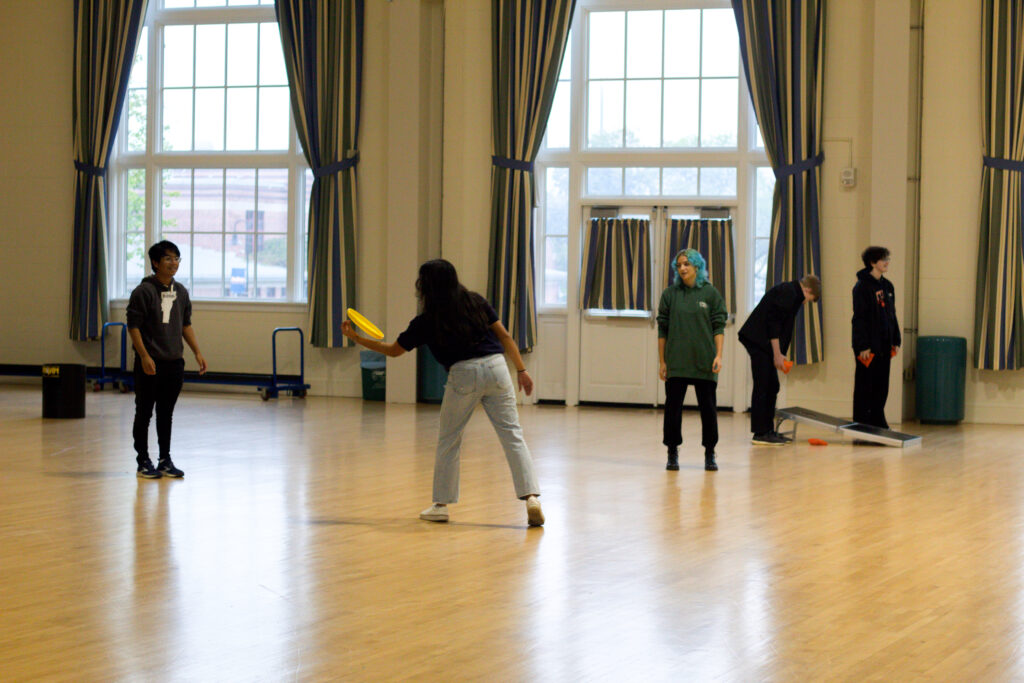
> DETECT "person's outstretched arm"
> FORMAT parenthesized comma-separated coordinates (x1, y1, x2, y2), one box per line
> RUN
(340, 321, 407, 357)
(490, 321, 532, 396)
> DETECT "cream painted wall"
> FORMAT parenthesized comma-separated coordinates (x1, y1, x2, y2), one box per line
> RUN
(920, 0, 1024, 424)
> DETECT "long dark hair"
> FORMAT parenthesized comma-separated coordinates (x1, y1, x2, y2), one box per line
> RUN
(416, 259, 491, 344)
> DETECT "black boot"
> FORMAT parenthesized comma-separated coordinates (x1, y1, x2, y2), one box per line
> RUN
(666, 447, 679, 471)
(704, 452, 718, 471)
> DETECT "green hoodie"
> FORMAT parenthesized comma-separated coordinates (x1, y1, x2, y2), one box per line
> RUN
(657, 281, 727, 381)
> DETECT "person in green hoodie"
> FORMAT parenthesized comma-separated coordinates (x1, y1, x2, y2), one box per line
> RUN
(657, 248, 727, 472)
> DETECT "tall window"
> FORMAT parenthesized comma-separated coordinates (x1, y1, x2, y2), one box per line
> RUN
(536, 2, 773, 310)
(111, 0, 310, 301)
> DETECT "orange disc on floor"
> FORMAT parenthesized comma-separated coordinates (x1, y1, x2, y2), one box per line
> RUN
(808, 438, 828, 446)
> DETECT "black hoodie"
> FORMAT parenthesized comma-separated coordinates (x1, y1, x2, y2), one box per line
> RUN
(126, 276, 192, 361)
(851, 267, 900, 354)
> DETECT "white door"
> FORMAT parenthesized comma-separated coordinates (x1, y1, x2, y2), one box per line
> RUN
(578, 207, 660, 404)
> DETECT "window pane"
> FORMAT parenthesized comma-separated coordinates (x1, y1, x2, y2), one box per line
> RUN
(662, 167, 698, 195)
(258, 87, 290, 150)
(192, 233, 224, 297)
(700, 78, 737, 147)
(626, 11, 661, 79)
(127, 231, 147, 285)
(126, 89, 147, 151)
(129, 27, 148, 88)
(545, 80, 570, 149)
(226, 233, 255, 297)
(753, 123, 764, 149)
(226, 169, 256, 239)
(196, 0, 226, 6)
(664, 10, 700, 77)
(755, 166, 775, 238)
(258, 169, 288, 233)
(162, 89, 193, 151)
(304, 168, 313, 296)
(663, 80, 698, 147)
(163, 232, 193, 290)
(589, 12, 624, 79)
(162, 169, 192, 233)
(625, 80, 660, 147)
(558, 35, 571, 79)
(587, 167, 622, 195)
(226, 87, 258, 150)
(193, 169, 223, 233)
(587, 80, 623, 148)
(701, 9, 739, 78)
(195, 24, 226, 87)
(624, 167, 659, 195)
(259, 23, 288, 85)
(256, 234, 287, 299)
(545, 167, 569, 236)
(194, 89, 225, 150)
(126, 169, 146, 233)
(699, 167, 736, 196)
(163, 25, 194, 88)
(544, 236, 568, 306)
(227, 24, 258, 86)
(164, 0, 193, 7)
(753, 238, 769, 299)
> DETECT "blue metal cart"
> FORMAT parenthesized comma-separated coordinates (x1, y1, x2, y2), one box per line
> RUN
(93, 322, 134, 393)
(258, 327, 311, 400)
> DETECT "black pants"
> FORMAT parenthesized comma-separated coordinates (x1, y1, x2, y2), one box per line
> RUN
(745, 344, 779, 435)
(853, 353, 890, 429)
(133, 357, 185, 462)
(663, 377, 718, 455)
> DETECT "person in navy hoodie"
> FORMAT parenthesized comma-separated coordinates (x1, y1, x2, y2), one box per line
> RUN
(852, 246, 900, 429)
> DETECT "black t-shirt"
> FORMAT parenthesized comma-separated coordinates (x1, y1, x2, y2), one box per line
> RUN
(396, 297, 504, 370)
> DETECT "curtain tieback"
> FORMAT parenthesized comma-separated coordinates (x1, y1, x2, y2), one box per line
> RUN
(74, 160, 106, 177)
(984, 156, 1024, 172)
(313, 153, 360, 179)
(774, 151, 824, 180)
(492, 155, 534, 172)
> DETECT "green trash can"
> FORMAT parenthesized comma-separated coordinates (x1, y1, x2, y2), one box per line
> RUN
(916, 336, 966, 424)
(417, 346, 448, 404)
(360, 350, 386, 401)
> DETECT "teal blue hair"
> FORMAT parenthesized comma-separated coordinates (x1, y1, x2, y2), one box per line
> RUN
(672, 248, 709, 287)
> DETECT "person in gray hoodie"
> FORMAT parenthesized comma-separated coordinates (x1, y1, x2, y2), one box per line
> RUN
(126, 240, 207, 479)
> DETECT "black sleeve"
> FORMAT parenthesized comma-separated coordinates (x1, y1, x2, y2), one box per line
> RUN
(478, 295, 500, 325)
(765, 284, 796, 341)
(125, 284, 149, 330)
(851, 284, 870, 352)
(890, 285, 902, 347)
(396, 315, 426, 352)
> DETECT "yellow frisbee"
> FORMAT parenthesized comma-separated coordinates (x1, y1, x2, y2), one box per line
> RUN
(347, 308, 384, 340)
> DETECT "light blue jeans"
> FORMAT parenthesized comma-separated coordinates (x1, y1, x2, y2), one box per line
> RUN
(433, 353, 540, 504)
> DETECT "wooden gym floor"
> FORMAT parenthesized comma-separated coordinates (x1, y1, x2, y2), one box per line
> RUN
(1, 383, 1022, 681)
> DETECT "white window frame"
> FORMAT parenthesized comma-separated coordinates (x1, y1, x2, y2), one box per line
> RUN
(535, 0, 770, 316)
(108, 3, 309, 304)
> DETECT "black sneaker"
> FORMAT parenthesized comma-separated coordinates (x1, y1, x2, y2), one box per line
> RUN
(157, 458, 184, 478)
(772, 431, 793, 443)
(704, 453, 718, 471)
(752, 432, 787, 446)
(666, 447, 680, 471)
(137, 458, 161, 479)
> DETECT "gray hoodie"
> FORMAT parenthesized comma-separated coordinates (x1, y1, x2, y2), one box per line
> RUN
(126, 276, 193, 361)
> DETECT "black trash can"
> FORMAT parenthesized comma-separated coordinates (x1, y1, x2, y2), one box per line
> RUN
(42, 363, 86, 419)
(916, 336, 966, 424)
(417, 346, 448, 404)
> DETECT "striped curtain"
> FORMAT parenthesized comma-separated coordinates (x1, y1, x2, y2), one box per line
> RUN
(71, 0, 148, 340)
(732, 0, 826, 364)
(665, 218, 736, 317)
(489, 0, 576, 351)
(580, 218, 651, 311)
(975, 1, 1024, 370)
(276, 0, 363, 348)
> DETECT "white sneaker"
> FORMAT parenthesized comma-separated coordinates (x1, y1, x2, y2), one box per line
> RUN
(526, 496, 544, 527)
(419, 504, 449, 522)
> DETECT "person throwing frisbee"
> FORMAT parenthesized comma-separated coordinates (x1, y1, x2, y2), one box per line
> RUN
(341, 259, 543, 527)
